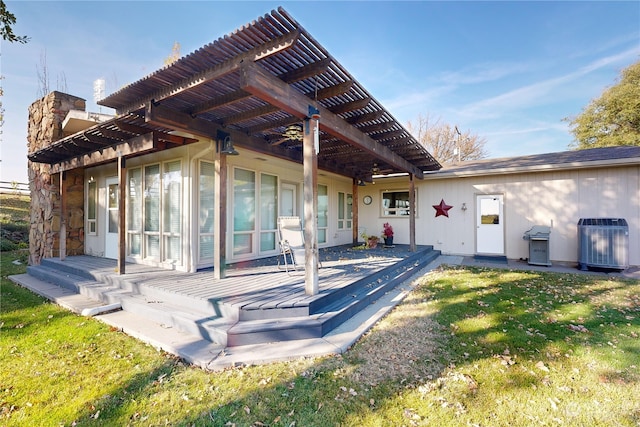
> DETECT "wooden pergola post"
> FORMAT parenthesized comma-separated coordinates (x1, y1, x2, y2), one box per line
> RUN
(352, 178, 359, 246)
(303, 112, 319, 295)
(59, 171, 66, 261)
(117, 155, 126, 274)
(214, 136, 228, 280)
(409, 173, 416, 252)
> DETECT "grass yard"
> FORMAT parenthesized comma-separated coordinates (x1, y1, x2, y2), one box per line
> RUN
(0, 194, 30, 251)
(1, 249, 638, 426)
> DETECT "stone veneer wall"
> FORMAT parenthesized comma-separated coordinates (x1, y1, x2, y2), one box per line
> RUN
(27, 91, 87, 265)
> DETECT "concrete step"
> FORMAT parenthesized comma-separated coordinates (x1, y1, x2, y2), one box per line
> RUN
(24, 264, 235, 346)
(27, 264, 123, 303)
(40, 258, 240, 321)
(115, 294, 236, 346)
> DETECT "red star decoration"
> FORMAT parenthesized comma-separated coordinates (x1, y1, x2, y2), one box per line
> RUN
(433, 199, 453, 217)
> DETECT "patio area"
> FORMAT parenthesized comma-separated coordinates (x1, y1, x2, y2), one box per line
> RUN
(14, 244, 440, 349)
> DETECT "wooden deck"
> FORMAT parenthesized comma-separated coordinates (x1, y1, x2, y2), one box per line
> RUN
(26, 245, 439, 346)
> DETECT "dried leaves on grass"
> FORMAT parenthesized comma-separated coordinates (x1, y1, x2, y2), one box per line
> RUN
(345, 282, 447, 386)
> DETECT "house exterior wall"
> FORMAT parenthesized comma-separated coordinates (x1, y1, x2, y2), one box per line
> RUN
(358, 164, 640, 266)
(83, 139, 356, 272)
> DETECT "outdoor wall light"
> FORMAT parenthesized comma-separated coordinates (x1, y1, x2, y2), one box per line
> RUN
(461, 202, 467, 211)
(357, 179, 366, 186)
(217, 130, 239, 156)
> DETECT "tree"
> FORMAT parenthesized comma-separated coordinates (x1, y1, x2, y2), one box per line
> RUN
(35, 49, 67, 98)
(1, 0, 29, 43)
(566, 61, 640, 149)
(1, 0, 29, 130)
(164, 41, 181, 66)
(407, 114, 488, 165)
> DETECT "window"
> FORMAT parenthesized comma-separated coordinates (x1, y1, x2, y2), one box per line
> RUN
(382, 190, 413, 216)
(233, 168, 256, 256)
(260, 173, 277, 252)
(198, 161, 215, 262)
(337, 192, 352, 229)
(127, 168, 142, 256)
(317, 184, 328, 243)
(87, 180, 97, 235)
(144, 164, 161, 259)
(163, 161, 182, 262)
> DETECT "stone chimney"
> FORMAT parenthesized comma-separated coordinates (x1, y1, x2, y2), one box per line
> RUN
(27, 91, 86, 265)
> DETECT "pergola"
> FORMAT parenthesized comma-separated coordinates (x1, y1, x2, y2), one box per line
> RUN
(28, 7, 441, 294)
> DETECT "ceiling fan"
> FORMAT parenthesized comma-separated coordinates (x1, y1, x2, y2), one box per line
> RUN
(269, 123, 303, 146)
(371, 162, 393, 175)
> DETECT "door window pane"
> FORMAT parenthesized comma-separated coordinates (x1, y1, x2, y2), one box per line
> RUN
(108, 183, 118, 233)
(338, 192, 345, 229)
(144, 164, 160, 260)
(87, 180, 97, 235)
(260, 173, 277, 231)
(163, 161, 181, 262)
(144, 164, 160, 232)
(163, 161, 181, 234)
(480, 198, 500, 224)
(260, 232, 276, 252)
(128, 168, 142, 256)
(233, 233, 252, 255)
(346, 193, 353, 229)
(199, 161, 215, 234)
(233, 168, 255, 232)
(317, 184, 328, 243)
(199, 161, 215, 262)
(260, 173, 277, 253)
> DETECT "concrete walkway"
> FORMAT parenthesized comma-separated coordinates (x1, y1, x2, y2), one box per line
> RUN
(11, 255, 638, 371)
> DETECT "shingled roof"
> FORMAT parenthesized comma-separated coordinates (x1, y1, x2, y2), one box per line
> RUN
(423, 145, 640, 178)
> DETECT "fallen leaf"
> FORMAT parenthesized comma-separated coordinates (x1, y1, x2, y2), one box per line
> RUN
(244, 406, 250, 415)
(536, 361, 550, 372)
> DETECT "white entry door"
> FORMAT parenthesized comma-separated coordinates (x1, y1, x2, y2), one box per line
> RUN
(280, 183, 297, 217)
(476, 194, 504, 255)
(105, 177, 119, 259)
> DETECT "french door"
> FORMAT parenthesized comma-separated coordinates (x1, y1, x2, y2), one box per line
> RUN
(127, 160, 182, 264)
(104, 177, 119, 259)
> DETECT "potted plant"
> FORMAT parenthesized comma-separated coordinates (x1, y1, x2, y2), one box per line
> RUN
(361, 231, 379, 249)
(382, 222, 394, 246)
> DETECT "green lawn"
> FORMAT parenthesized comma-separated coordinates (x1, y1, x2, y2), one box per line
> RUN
(0, 194, 29, 251)
(1, 250, 638, 426)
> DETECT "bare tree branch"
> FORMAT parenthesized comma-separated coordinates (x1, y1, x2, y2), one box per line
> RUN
(407, 114, 488, 165)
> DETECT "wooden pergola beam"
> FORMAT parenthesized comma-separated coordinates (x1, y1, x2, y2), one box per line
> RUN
(345, 111, 386, 125)
(189, 89, 252, 116)
(145, 102, 361, 178)
(328, 98, 370, 115)
(111, 30, 301, 114)
(114, 121, 199, 145)
(50, 133, 158, 174)
(278, 58, 332, 84)
(238, 61, 424, 179)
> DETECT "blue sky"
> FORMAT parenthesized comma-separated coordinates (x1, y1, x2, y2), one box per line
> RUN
(3, 1, 639, 183)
